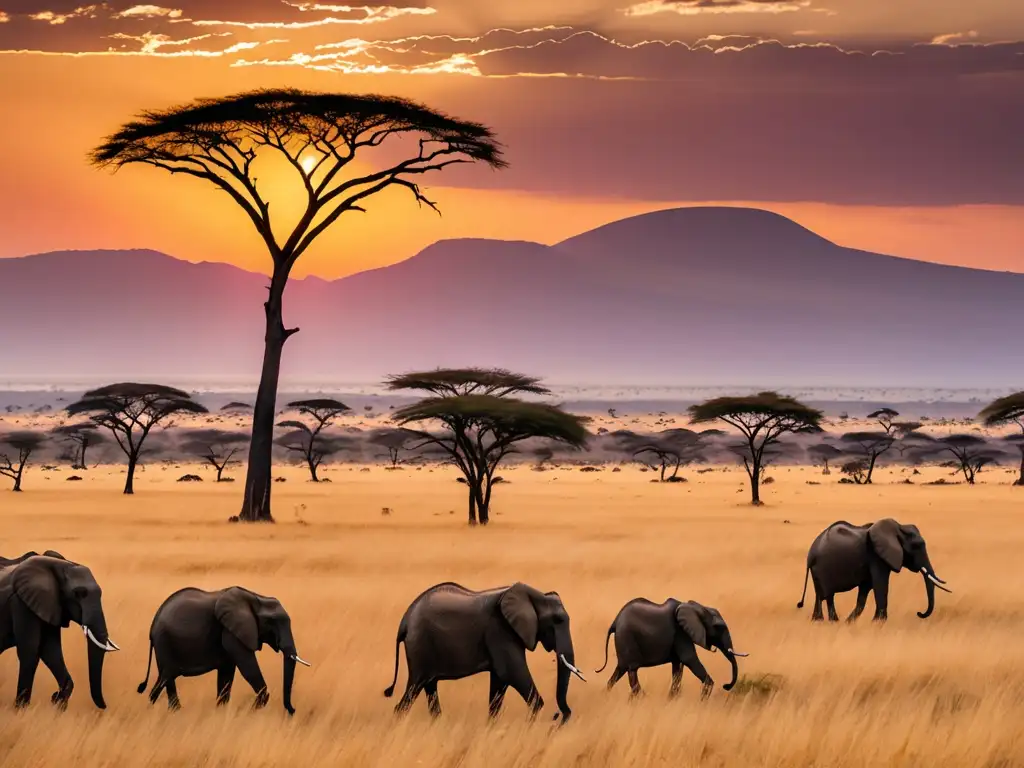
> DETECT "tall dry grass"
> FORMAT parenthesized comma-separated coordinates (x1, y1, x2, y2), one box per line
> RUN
(1, 462, 1023, 767)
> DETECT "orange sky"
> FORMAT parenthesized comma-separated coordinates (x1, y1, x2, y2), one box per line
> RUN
(1, 0, 1023, 278)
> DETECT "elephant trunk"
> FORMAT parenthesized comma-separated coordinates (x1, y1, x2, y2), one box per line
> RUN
(917, 571, 936, 619)
(282, 653, 296, 716)
(81, 601, 115, 709)
(554, 633, 575, 724)
(87, 634, 107, 709)
(722, 649, 740, 691)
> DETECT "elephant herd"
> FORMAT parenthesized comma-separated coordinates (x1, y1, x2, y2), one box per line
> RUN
(0, 517, 950, 722)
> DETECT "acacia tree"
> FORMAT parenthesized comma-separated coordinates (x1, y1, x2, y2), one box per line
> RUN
(979, 392, 1024, 484)
(52, 422, 106, 469)
(275, 398, 351, 482)
(807, 442, 844, 475)
(388, 369, 590, 525)
(614, 428, 720, 481)
(183, 429, 250, 481)
(688, 392, 824, 504)
(66, 383, 208, 494)
(0, 431, 46, 492)
(838, 432, 894, 484)
(914, 434, 1001, 485)
(91, 89, 504, 523)
(367, 427, 415, 468)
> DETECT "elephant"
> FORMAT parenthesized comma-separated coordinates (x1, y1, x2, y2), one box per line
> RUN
(0, 554, 119, 709)
(136, 586, 311, 715)
(797, 518, 952, 622)
(0, 550, 67, 569)
(595, 598, 747, 699)
(383, 581, 586, 723)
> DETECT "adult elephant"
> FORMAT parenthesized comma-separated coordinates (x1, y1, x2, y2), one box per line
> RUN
(137, 586, 311, 715)
(0, 550, 67, 568)
(797, 518, 952, 621)
(0, 554, 119, 709)
(595, 598, 747, 698)
(383, 581, 586, 723)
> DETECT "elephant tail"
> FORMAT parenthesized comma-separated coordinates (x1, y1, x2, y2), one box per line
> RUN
(383, 621, 406, 698)
(797, 567, 810, 609)
(594, 623, 615, 674)
(136, 643, 154, 694)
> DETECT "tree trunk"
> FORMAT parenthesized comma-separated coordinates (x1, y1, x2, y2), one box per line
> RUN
(79, 442, 88, 470)
(865, 453, 878, 484)
(240, 284, 292, 523)
(748, 459, 761, 504)
(13, 464, 23, 492)
(822, 460, 830, 475)
(478, 477, 492, 525)
(467, 483, 478, 525)
(124, 453, 137, 495)
(1017, 449, 1024, 486)
(216, 463, 224, 482)
(308, 455, 319, 482)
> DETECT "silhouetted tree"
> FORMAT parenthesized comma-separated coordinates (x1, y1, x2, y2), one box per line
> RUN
(388, 369, 589, 524)
(840, 458, 870, 484)
(688, 392, 824, 504)
(274, 398, 350, 482)
(869, 408, 901, 434)
(614, 428, 721, 481)
(221, 402, 253, 413)
(807, 442, 844, 475)
(66, 383, 208, 494)
(979, 392, 1024, 485)
(367, 427, 415, 468)
(91, 90, 505, 523)
(52, 422, 106, 469)
(183, 429, 249, 481)
(914, 434, 1001, 485)
(0, 431, 46, 491)
(839, 431, 895, 484)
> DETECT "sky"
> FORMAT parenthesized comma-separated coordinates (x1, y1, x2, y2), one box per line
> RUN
(1, 0, 1023, 278)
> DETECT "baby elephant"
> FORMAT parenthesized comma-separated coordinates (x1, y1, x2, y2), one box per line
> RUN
(596, 598, 747, 698)
(137, 586, 310, 715)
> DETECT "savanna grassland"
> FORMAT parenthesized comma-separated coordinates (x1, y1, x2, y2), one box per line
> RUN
(1, 461, 1023, 768)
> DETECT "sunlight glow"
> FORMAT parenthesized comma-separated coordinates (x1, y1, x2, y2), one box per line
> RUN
(301, 155, 317, 174)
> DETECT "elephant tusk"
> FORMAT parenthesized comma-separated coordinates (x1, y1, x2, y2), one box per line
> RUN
(83, 626, 119, 652)
(291, 655, 312, 667)
(926, 573, 953, 593)
(559, 654, 587, 682)
(922, 567, 948, 585)
(728, 649, 749, 657)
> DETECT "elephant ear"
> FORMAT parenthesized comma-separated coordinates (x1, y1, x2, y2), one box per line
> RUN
(12, 558, 63, 626)
(868, 518, 903, 573)
(675, 602, 711, 650)
(215, 588, 260, 651)
(499, 583, 539, 651)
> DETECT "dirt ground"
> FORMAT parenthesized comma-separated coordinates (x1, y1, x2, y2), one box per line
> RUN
(0, 460, 1022, 767)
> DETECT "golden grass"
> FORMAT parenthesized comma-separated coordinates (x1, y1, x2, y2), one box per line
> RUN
(1, 461, 1023, 767)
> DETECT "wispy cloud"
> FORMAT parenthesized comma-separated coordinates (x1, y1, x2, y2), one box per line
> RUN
(113, 5, 184, 19)
(188, 5, 435, 29)
(29, 5, 104, 24)
(930, 30, 979, 45)
(624, 0, 811, 16)
(0, 12, 9, 23)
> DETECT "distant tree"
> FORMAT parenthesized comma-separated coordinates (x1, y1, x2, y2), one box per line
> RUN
(978, 392, 1024, 485)
(0, 431, 46, 491)
(388, 369, 589, 524)
(182, 429, 250, 482)
(838, 431, 895, 484)
(91, 89, 504, 523)
(66, 383, 208, 494)
(807, 442, 844, 475)
(688, 392, 824, 504)
(51, 422, 106, 469)
(531, 445, 555, 469)
(220, 402, 253, 414)
(367, 427, 416, 468)
(274, 398, 350, 482)
(914, 434, 1002, 485)
(839, 458, 870, 485)
(614, 428, 721, 481)
(868, 408, 901, 434)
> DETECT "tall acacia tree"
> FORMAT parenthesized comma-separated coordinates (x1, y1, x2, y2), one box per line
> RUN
(90, 89, 505, 522)
(688, 392, 823, 504)
(0, 431, 46, 492)
(979, 392, 1024, 485)
(387, 369, 590, 525)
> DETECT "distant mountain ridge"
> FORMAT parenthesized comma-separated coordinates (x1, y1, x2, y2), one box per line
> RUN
(1, 206, 1021, 387)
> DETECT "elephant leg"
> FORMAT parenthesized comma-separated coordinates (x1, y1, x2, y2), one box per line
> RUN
(606, 666, 625, 691)
(488, 672, 508, 718)
(12, 604, 43, 708)
(503, 659, 543, 718)
(38, 625, 73, 709)
(224, 635, 269, 709)
(627, 670, 642, 698)
(424, 681, 442, 719)
(669, 662, 683, 699)
(394, 681, 423, 715)
(810, 575, 826, 621)
(826, 595, 839, 622)
(847, 582, 871, 622)
(680, 650, 713, 699)
(870, 562, 891, 621)
(216, 662, 236, 706)
(164, 678, 182, 711)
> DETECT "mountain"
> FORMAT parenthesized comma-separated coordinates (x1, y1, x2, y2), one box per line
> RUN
(1, 206, 1021, 388)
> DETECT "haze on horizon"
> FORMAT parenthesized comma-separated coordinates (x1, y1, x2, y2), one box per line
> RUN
(1, 0, 1023, 278)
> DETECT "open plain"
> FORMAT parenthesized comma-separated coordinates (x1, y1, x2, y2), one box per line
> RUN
(1, 459, 1022, 768)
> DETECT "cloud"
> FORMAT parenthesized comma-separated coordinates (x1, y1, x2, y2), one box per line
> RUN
(624, 0, 812, 16)
(0, 12, 9, 22)
(112, 5, 183, 18)
(930, 30, 979, 45)
(29, 5, 103, 24)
